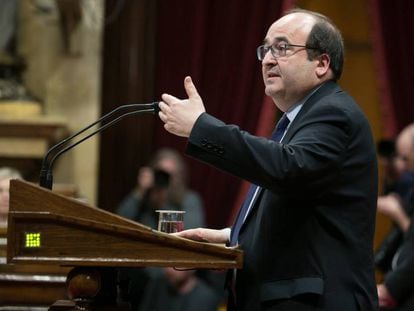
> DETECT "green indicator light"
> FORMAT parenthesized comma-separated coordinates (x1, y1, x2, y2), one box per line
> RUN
(25, 233, 41, 248)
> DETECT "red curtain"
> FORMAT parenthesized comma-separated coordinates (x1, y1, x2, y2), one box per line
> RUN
(152, 1, 287, 228)
(99, 0, 157, 212)
(369, 0, 414, 135)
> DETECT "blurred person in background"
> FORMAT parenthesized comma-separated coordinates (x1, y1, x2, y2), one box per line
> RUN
(375, 139, 414, 273)
(116, 149, 220, 309)
(137, 267, 221, 311)
(377, 124, 414, 310)
(117, 148, 205, 229)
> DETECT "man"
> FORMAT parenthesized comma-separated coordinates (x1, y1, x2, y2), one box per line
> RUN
(158, 9, 378, 311)
(377, 124, 414, 311)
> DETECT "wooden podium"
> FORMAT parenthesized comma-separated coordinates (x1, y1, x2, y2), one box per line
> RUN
(7, 179, 242, 309)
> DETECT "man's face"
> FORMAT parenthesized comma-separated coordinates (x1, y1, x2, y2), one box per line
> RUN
(396, 133, 414, 172)
(261, 13, 320, 109)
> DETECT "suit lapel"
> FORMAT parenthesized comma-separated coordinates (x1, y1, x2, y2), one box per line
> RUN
(282, 81, 341, 143)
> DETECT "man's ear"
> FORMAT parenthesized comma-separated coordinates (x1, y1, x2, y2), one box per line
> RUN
(315, 54, 331, 78)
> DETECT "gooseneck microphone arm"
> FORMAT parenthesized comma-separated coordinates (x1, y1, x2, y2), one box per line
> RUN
(39, 102, 159, 189)
(48, 109, 154, 173)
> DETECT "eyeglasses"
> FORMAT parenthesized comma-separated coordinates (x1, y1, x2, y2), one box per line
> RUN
(256, 42, 318, 61)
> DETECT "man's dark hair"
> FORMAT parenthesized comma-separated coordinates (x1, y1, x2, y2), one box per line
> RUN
(285, 8, 344, 81)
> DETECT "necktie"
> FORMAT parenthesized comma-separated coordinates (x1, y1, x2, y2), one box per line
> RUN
(271, 113, 290, 142)
(229, 114, 290, 246)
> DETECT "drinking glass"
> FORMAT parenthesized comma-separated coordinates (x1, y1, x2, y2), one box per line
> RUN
(156, 210, 185, 233)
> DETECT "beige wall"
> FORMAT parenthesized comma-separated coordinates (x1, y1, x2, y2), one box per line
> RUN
(18, 0, 104, 204)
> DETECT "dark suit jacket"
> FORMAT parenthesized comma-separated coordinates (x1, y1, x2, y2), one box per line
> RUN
(384, 219, 414, 310)
(186, 81, 378, 310)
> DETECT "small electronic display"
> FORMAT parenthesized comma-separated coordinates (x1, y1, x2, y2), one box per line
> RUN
(25, 232, 41, 248)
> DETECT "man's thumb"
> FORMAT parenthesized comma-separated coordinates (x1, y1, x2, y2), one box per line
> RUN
(184, 76, 200, 99)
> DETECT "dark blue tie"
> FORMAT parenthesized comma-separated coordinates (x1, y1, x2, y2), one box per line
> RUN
(229, 114, 290, 246)
(271, 113, 290, 142)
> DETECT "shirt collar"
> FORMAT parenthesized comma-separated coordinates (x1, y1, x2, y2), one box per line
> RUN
(285, 84, 323, 124)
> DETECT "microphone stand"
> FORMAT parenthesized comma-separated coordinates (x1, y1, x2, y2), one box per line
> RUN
(39, 102, 159, 189)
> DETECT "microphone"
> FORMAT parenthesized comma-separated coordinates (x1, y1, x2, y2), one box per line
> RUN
(39, 102, 159, 189)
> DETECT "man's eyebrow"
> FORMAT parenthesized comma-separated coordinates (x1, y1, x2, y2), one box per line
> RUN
(263, 36, 289, 45)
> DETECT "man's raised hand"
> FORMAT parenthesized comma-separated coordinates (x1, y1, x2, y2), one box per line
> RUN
(159, 76, 206, 137)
